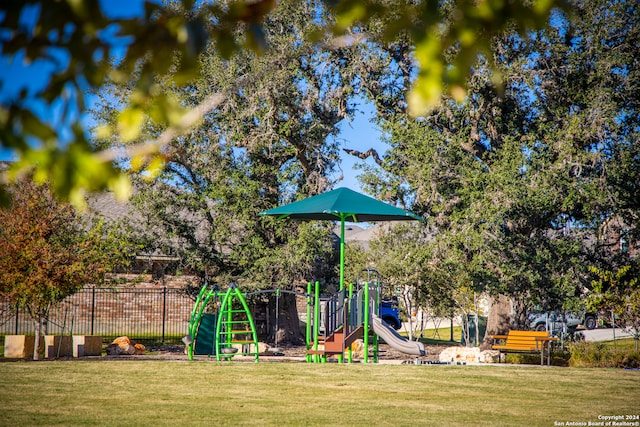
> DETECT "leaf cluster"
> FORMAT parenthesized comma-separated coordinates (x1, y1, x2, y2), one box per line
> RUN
(587, 265, 640, 337)
(0, 0, 568, 208)
(0, 0, 277, 207)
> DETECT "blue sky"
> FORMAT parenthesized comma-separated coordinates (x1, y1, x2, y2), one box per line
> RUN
(0, 0, 387, 193)
(333, 102, 384, 191)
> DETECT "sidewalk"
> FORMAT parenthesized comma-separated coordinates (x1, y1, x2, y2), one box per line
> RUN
(582, 328, 634, 342)
(401, 317, 461, 331)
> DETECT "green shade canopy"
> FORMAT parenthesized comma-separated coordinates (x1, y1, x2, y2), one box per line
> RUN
(258, 187, 423, 222)
(259, 187, 423, 289)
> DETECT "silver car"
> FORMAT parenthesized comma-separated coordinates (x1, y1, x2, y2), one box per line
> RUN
(529, 311, 597, 332)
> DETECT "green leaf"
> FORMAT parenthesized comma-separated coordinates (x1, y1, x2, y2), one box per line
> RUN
(118, 107, 145, 142)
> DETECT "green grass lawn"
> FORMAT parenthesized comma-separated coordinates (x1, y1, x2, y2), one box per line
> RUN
(0, 360, 638, 426)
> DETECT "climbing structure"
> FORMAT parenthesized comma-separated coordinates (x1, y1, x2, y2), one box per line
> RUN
(186, 281, 422, 364)
(307, 287, 363, 363)
(215, 285, 259, 362)
(186, 284, 259, 362)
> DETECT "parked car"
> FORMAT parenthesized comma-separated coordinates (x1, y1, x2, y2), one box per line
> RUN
(379, 297, 402, 330)
(356, 268, 403, 330)
(528, 311, 597, 332)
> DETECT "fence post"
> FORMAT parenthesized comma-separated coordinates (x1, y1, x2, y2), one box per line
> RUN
(91, 287, 96, 335)
(15, 303, 19, 335)
(162, 287, 167, 343)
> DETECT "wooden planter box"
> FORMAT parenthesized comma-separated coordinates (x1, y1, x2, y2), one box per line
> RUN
(4, 335, 44, 359)
(72, 335, 102, 357)
(44, 335, 73, 358)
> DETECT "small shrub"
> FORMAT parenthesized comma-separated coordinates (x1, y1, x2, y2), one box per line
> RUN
(568, 342, 608, 367)
(568, 341, 640, 368)
(620, 352, 640, 369)
(551, 350, 571, 367)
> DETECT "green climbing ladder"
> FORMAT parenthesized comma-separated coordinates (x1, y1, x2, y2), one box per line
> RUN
(215, 285, 259, 362)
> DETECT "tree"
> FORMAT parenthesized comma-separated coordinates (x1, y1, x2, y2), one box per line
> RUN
(0, 177, 131, 359)
(1, 0, 566, 207)
(91, 0, 360, 344)
(347, 0, 640, 343)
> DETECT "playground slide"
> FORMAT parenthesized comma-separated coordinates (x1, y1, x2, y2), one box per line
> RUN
(372, 314, 426, 356)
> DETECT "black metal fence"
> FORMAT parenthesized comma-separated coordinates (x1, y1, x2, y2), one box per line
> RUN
(0, 287, 194, 343)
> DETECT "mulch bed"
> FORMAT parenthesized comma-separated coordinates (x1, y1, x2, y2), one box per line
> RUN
(145, 342, 453, 362)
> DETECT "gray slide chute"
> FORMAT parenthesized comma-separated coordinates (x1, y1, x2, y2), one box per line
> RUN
(372, 314, 426, 356)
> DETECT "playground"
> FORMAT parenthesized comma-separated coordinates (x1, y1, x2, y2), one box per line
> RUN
(176, 189, 433, 364)
(184, 277, 431, 364)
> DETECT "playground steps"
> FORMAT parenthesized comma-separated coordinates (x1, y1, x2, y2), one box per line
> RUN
(307, 326, 364, 356)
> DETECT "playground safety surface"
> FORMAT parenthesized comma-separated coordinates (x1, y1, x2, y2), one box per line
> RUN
(132, 342, 448, 363)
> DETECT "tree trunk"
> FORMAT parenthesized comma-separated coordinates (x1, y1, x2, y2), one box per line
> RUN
(481, 294, 512, 350)
(271, 292, 304, 347)
(401, 285, 414, 341)
(33, 315, 42, 361)
(249, 291, 304, 346)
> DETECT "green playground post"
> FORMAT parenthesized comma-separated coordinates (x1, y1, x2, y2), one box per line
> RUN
(339, 217, 345, 291)
(313, 280, 321, 363)
(305, 282, 312, 363)
(337, 284, 345, 364)
(347, 282, 354, 363)
(373, 283, 379, 363)
(225, 293, 232, 349)
(187, 285, 207, 360)
(215, 288, 232, 361)
(238, 289, 260, 363)
(363, 281, 370, 363)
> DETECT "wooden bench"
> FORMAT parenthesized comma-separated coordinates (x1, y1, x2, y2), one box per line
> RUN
(491, 330, 558, 365)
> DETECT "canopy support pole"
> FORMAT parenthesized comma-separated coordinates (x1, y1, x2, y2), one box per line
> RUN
(339, 215, 345, 291)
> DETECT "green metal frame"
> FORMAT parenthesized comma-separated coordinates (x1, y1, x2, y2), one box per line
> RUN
(215, 285, 259, 362)
(305, 282, 313, 363)
(190, 285, 315, 363)
(187, 284, 219, 361)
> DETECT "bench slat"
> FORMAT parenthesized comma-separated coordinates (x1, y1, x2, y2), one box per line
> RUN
(493, 344, 540, 351)
(507, 330, 550, 337)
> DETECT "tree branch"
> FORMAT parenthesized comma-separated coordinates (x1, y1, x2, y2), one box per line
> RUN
(342, 148, 384, 167)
